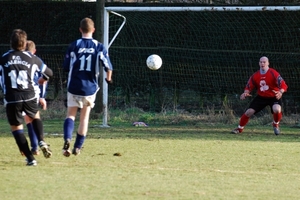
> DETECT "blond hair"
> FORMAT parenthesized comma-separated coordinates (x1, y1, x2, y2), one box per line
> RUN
(26, 40, 36, 54)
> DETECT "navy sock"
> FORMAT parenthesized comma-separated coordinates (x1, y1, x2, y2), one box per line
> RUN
(27, 123, 38, 151)
(74, 133, 85, 149)
(64, 118, 74, 141)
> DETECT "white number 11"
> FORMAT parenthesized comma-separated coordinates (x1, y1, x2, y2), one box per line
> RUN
(79, 55, 92, 71)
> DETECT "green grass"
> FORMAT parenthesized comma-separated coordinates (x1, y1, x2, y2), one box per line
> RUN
(0, 119, 300, 200)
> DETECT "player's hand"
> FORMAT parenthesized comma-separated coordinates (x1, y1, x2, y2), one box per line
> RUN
(38, 77, 48, 85)
(240, 92, 251, 100)
(105, 78, 113, 84)
(39, 98, 47, 110)
(273, 90, 283, 100)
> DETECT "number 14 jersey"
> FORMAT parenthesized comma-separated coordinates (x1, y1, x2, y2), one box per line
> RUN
(0, 50, 48, 103)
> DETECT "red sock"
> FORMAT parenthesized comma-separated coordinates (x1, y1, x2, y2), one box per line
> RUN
(273, 112, 282, 123)
(239, 114, 250, 127)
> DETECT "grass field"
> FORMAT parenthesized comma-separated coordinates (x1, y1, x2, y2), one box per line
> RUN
(0, 119, 299, 200)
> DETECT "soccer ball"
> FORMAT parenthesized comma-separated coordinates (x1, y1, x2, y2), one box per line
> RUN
(146, 54, 162, 70)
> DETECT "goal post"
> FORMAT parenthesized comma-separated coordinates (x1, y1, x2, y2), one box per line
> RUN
(103, 5, 300, 123)
(102, 10, 126, 127)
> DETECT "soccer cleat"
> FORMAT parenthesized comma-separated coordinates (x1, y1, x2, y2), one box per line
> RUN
(72, 148, 81, 156)
(26, 159, 37, 166)
(39, 141, 52, 158)
(231, 128, 243, 134)
(62, 139, 71, 157)
(273, 123, 280, 135)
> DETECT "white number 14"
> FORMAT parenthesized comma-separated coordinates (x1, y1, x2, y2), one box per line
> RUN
(8, 70, 29, 89)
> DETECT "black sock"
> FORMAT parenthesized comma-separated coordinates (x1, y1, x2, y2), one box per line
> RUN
(32, 119, 44, 142)
(12, 130, 34, 161)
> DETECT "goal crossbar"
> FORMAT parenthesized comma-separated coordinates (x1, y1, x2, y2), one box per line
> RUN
(105, 6, 300, 12)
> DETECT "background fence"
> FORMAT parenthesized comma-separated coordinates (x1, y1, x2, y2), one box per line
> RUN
(1, 1, 300, 118)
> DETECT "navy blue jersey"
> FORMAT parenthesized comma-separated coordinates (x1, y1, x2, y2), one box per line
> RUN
(33, 71, 47, 98)
(0, 50, 48, 103)
(63, 38, 113, 96)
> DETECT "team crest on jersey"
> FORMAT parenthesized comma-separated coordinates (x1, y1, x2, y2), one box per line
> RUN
(78, 48, 95, 53)
(260, 80, 269, 91)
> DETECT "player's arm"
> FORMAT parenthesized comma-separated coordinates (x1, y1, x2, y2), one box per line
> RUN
(277, 75, 288, 94)
(105, 69, 112, 84)
(38, 67, 53, 85)
(100, 47, 113, 84)
(240, 90, 251, 100)
(240, 76, 254, 100)
(35, 55, 53, 83)
(273, 73, 288, 100)
(39, 81, 47, 110)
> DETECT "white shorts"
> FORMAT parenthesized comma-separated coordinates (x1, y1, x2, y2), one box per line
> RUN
(67, 92, 96, 108)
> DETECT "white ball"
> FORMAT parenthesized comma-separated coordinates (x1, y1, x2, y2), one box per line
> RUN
(146, 54, 162, 70)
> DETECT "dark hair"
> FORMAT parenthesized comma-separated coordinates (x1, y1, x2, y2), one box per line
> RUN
(10, 29, 27, 51)
(80, 17, 94, 33)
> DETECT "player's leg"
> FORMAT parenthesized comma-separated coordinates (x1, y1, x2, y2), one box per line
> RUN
(271, 99, 283, 135)
(231, 95, 265, 134)
(62, 92, 79, 157)
(24, 115, 39, 155)
(6, 103, 36, 166)
(24, 100, 52, 158)
(73, 105, 92, 155)
(62, 106, 77, 157)
(72, 94, 95, 155)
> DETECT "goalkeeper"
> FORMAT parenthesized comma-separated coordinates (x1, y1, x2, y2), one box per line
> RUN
(231, 56, 288, 135)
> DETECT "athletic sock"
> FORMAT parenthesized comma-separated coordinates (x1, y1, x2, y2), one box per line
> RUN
(273, 112, 282, 123)
(64, 118, 74, 141)
(32, 118, 44, 142)
(74, 133, 86, 149)
(239, 113, 250, 127)
(27, 123, 38, 151)
(12, 130, 34, 161)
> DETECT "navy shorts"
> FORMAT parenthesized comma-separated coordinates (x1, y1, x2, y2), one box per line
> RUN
(249, 95, 282, 114)
(6, 99, 39, 126)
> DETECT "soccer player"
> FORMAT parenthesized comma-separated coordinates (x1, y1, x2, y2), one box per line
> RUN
(231, 56, 288, 135)
(22, 40, 48, 155)
(0, 29, 53, 166)
(62, 17, 113, 157)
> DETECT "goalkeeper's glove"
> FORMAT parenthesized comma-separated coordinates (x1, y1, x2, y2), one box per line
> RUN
(105, 78, 113, 84)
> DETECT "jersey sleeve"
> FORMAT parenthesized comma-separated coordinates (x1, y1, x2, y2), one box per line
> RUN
(99, 45, 113, 71)
(274, 70, 288, 92)
(244, 73, 257, 92)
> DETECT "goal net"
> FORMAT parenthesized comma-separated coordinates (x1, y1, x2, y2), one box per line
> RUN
(105, 6, 300, 121)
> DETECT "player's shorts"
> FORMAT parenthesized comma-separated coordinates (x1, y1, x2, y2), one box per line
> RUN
(21, 86, 40, 117)
(249, 95, 282, 114)
(6, 99, 39, 126)
(67, 92, 96, 108)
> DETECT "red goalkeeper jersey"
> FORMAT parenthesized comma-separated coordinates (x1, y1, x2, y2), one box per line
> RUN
(245, 68, 288, 98)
